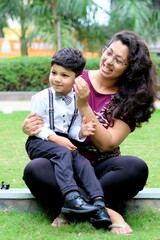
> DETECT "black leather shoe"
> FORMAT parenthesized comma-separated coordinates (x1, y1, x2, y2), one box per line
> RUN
(90, 199, 112, 228)
(61, 191, 98, 214)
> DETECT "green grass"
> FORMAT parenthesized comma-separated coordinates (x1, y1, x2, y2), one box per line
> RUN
(0, 110, 160, 188)
(0, 208, 160, 240)
(120, 109, 160, 188)
(0, 111, 29, 188)
(0, 110, 160, 240)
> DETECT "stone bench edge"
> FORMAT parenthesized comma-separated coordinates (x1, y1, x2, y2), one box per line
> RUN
(0, 188, 160, 200)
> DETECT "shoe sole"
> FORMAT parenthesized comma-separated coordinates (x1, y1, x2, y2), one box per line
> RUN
(61, 207, 97, 214)
(90, 218, 111, 229)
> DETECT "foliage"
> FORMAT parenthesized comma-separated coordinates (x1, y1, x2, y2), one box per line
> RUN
(0, 0, 109, 53)
(152, 53, 160, 76)
(109, 0, 160, 44)
(0, 0, 160, 55)
(74, 23, 110, 52)
(0, 54, 160, 91)
(0, 57, 101, 91)
(85, 57, 100, 70)
(0, 0, 36, 55)
(32, 0, 107, 51)
(0, 57, 50, 91)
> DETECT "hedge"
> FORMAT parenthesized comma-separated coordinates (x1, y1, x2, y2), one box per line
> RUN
(0, 57, 51, 91)
(0, 55, 159, 91)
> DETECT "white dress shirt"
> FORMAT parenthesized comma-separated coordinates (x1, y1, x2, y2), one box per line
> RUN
(30, 88, 86, 142)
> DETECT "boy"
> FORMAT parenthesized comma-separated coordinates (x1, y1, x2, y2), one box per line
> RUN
(25, 48, 111, 226)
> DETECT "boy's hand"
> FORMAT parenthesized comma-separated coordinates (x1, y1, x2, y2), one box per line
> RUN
(79, 116, 96, 138)
(48, 134, 77, 152)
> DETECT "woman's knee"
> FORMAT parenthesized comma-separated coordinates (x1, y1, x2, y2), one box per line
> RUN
(23, 158, 51, 182)
(124, 155, 148, 180)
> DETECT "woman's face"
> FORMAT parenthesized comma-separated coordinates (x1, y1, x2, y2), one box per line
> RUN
(100, 40, 129, 80)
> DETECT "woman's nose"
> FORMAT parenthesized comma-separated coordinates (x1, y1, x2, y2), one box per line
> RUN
(104, 56, 114, 65)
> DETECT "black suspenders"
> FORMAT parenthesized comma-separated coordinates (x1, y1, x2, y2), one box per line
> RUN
(48, 87, 54, 130)
(48, 87, 78, 133)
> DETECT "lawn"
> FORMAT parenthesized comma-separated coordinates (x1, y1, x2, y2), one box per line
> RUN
(0, 208, 160, 240)
(0, 110, 160, 240)
(0, 109, 160, 188)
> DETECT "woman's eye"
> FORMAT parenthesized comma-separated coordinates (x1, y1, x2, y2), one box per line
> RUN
(116, 58, 123, 64)
(106, 51, 112, 56)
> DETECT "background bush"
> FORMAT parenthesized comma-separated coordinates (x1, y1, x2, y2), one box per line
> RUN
(0, 55, 159, 91)
(0, 57, 51, 91)
(0, 57, 100, 91)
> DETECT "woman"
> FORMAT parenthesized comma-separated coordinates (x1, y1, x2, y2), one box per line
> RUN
(22, 30, 159, 234)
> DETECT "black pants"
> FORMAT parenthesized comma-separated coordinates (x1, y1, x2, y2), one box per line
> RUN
(24, 137, 148, 211)
(25, 136, 104, 199)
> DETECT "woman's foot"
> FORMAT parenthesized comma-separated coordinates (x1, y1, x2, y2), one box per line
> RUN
(51, 213, 70, 227)
(107, 208, 133, 235)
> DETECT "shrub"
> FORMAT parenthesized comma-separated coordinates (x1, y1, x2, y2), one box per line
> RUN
(0, 57, 101, 91)
(0, 55, 159, 91)
(151, 54, 160, 89)
(0, 57, 51, 91)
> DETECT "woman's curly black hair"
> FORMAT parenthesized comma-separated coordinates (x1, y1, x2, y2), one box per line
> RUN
(106, 30, 159, 128)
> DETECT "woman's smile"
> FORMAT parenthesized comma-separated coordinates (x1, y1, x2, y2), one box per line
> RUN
(102, 63, 113, 74)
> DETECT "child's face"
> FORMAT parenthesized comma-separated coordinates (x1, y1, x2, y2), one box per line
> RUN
(49, 64, 76, 95)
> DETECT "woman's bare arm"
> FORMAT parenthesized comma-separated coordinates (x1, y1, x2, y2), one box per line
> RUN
(74, 78, 131, 152)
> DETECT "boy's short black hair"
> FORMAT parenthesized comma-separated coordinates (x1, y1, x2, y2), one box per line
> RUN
(51, 47, 86, 77)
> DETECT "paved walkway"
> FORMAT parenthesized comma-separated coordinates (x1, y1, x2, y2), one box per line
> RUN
(0, 100, 160, 113)
(0, 91, 160, 113)
(0, 101, 31, 113)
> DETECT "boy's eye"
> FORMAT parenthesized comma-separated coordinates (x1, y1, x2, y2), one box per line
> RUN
(62, 74, 69, 77)
(52, 71, 56, 75)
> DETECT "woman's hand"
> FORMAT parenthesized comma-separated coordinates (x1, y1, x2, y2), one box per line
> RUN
(74, 76, 90, 108)
(22, 113, 44, 136)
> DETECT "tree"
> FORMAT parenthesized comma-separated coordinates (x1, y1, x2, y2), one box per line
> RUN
(109, 0, 160, 43)
(32, 0, 97, 50)
(152, 0, 160, 9)
(0, 18, 7, 38)
(0, 0, 110, 54)
(0, 0, 37, 55)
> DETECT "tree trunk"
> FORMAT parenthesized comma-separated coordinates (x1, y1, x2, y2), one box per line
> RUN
(56, 21, 61, 50)
(47, 0, 61, 50)
(0, 25, 4, 38)
(20, 37, 28, 56)
(20, 16, 28, 56)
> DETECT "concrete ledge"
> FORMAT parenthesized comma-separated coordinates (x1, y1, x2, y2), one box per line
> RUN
(0, 91, 37, 101)
(122, 188, 160, 212)
(0, 188, 34, 199)
(0, 188, 160, 212)
(0, 188, 42, 211)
